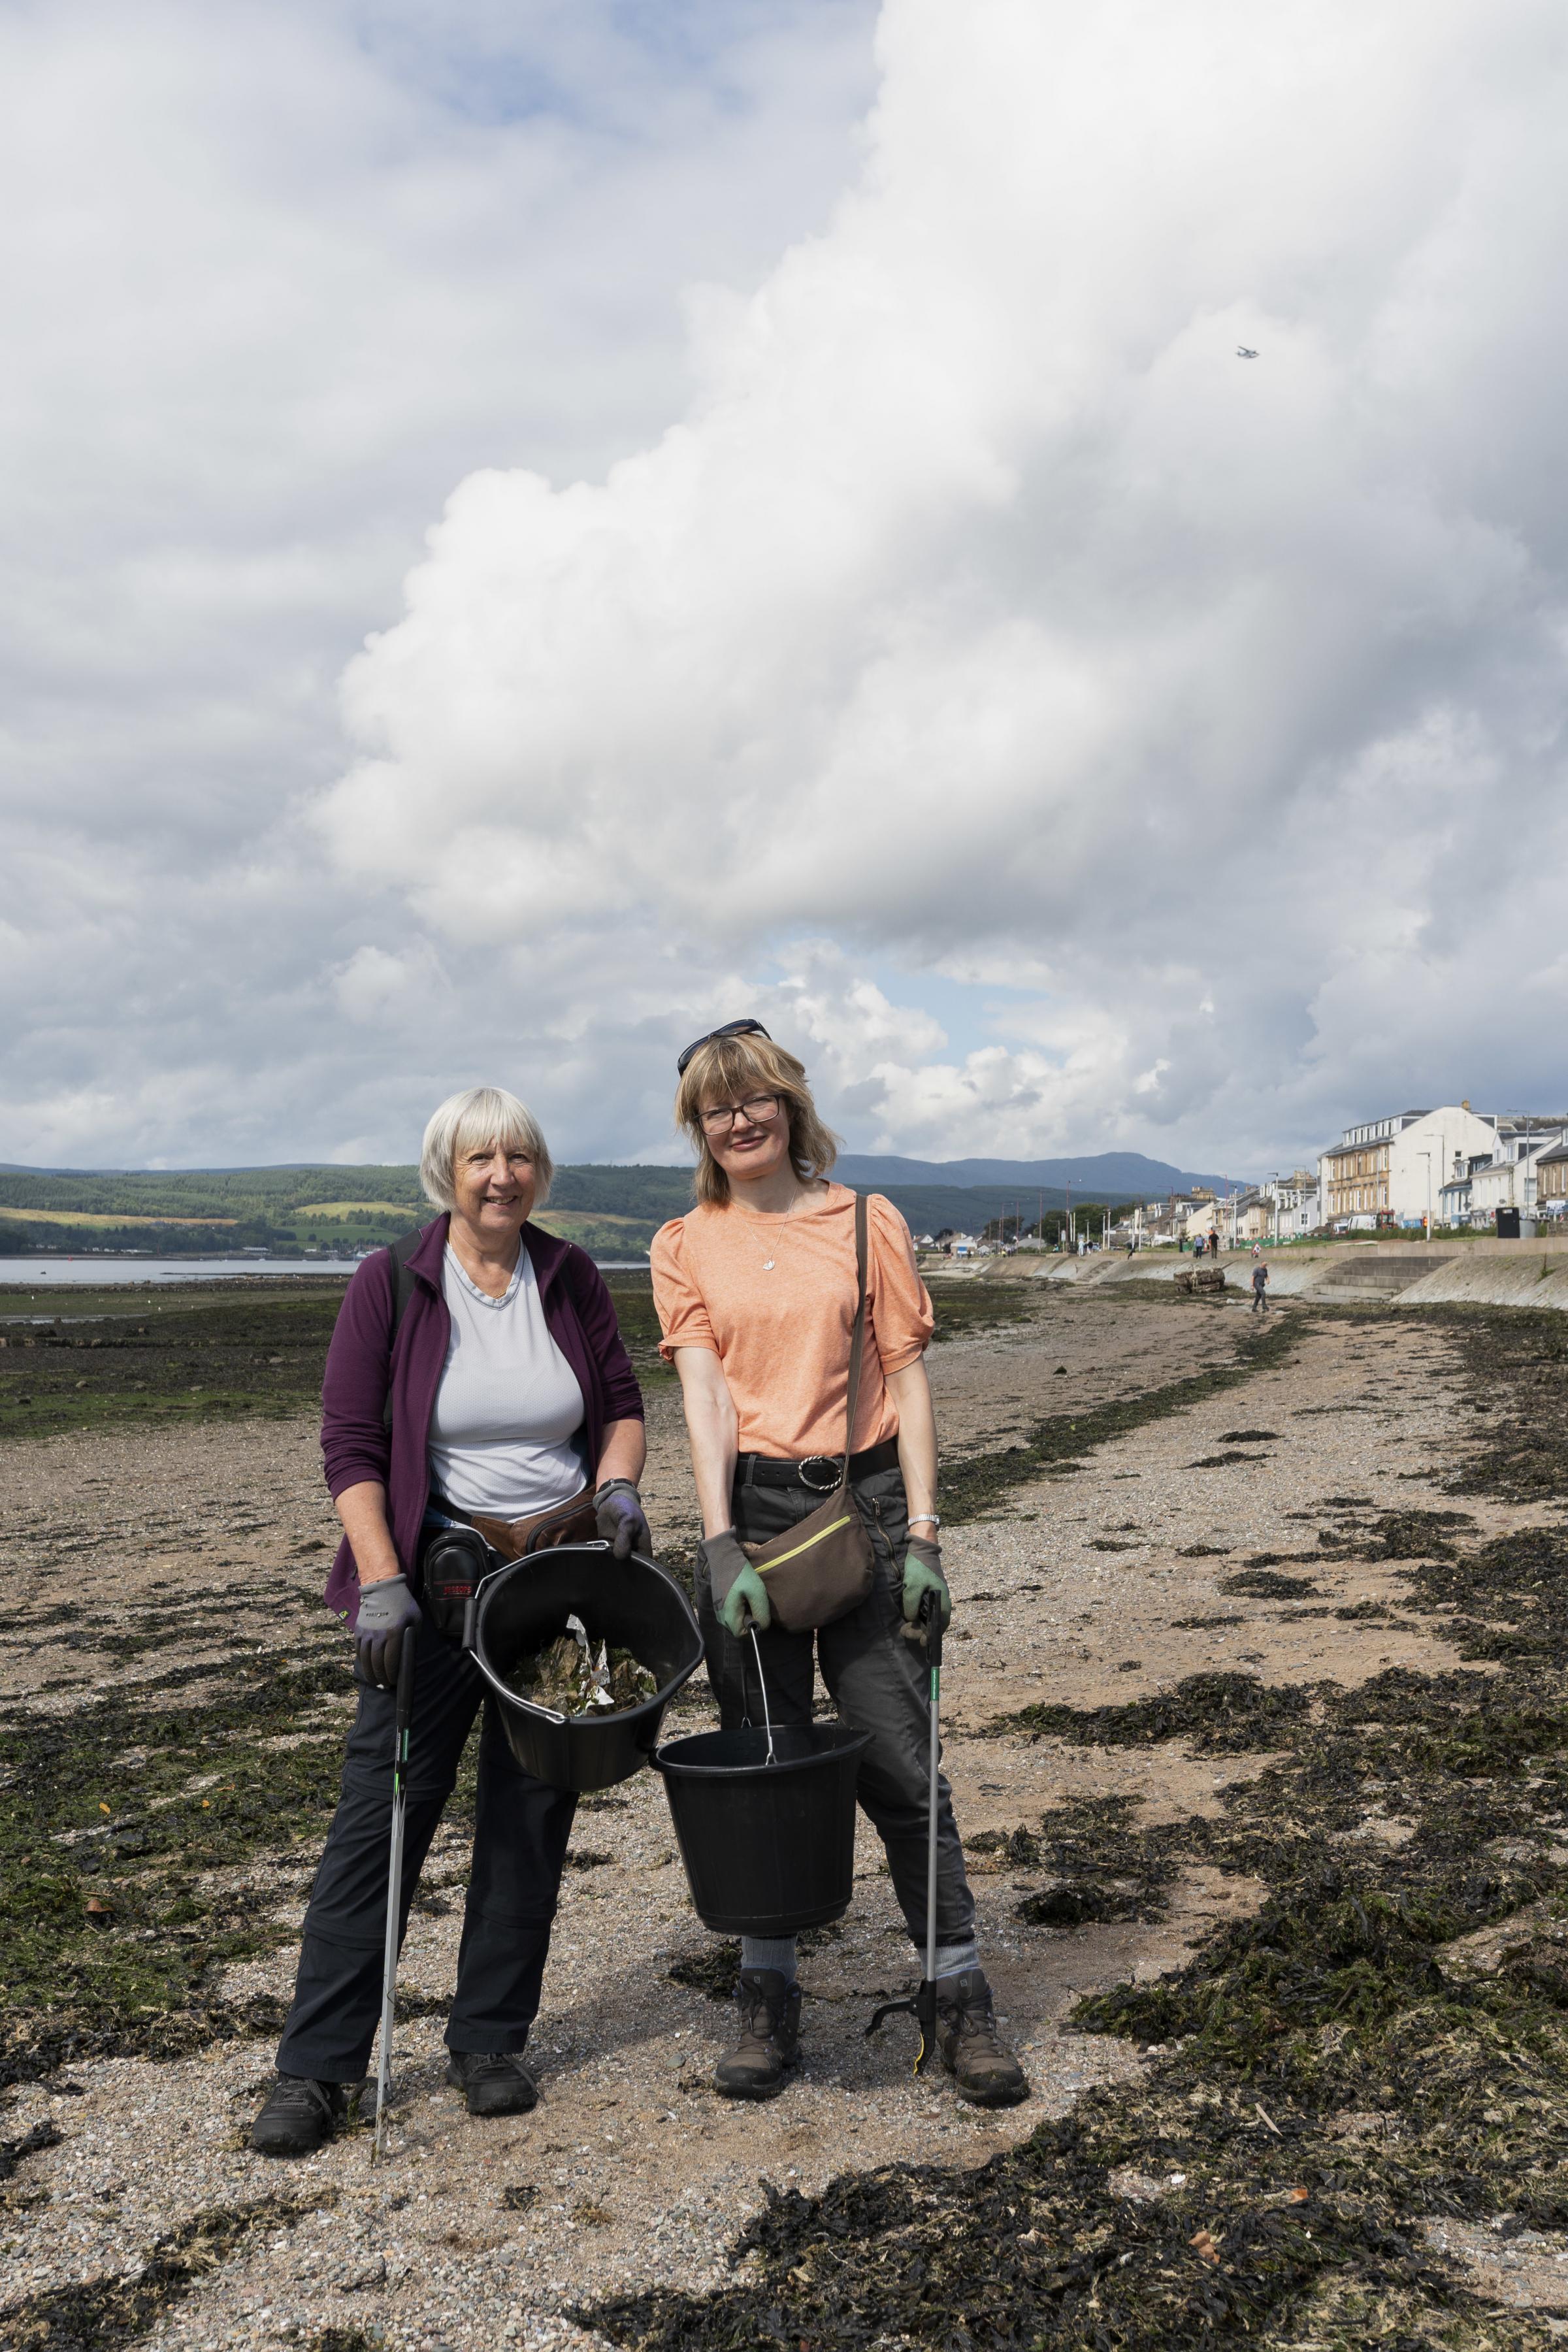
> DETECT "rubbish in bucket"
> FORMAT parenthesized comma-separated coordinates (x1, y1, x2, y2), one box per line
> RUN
(653, 1721, 872, 1936)
(504, 1619, 657, 1714)
(468, 1543, 703, 1794)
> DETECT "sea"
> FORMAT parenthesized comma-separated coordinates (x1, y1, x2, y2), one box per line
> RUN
(0, 1256, 364, 1284)
(0, 1254, 648, 1286)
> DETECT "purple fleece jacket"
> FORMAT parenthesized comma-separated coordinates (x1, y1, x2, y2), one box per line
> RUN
(319, 1213, 644, 1625)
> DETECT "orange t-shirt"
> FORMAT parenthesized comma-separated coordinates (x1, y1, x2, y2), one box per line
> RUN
(649, 1184, 934, 1458)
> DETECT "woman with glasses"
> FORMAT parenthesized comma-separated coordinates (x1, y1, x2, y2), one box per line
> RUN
(651, 1024, 1029, 2108)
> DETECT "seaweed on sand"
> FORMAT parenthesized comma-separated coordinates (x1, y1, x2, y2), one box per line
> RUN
(940, 1316, 1297, 1524)
(0, 2191, 329, 2349)
(1218, 1569, 1324, 1601)
(585, 1314, 1568, 2352)
(968, 1797, 1181, 1929)
(994, 1669, 1313, 1754)
(0, 1644, 385, 2083)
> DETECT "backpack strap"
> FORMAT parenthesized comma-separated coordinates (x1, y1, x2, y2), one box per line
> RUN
(382, 1227, 429, 1433)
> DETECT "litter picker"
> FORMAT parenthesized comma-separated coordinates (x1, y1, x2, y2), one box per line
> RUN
(372, 1627, 416, 2165)
(866, 1588, 943, 2069)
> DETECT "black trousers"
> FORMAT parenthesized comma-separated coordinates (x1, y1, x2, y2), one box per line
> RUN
(697, 1458, 976, 1956)
(275, 1631, 576, 2083)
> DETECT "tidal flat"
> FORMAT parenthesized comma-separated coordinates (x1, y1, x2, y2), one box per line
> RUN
(3, 1279, 1568, 2349)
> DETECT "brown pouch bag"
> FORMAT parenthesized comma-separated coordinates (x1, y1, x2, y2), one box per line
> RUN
(743, 1193, 877, 1633)
(467, 1488, 598, 1561)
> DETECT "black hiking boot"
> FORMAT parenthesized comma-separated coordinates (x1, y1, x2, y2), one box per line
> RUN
(251, 2074, 350, 2157)
(445, 2050, 539, 2117)
(713, 1968, 801, 2100)
(934, 1970, 1030, 2108)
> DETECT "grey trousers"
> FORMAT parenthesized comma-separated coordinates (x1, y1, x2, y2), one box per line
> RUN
(696, 1459, 976, 1957)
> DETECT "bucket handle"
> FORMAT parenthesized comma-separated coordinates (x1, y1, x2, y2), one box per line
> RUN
(749, 1627, 777, 1767)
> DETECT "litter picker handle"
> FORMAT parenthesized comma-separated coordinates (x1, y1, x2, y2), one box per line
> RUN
(395, 1626, 416, 1742)
(918, 1586, 944, 1671)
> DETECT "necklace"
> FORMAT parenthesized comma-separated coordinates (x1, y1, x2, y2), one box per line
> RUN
(753, 1186, 807, 1271)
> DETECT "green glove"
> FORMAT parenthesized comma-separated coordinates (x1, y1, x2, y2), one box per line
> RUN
(901, 1533, 951, 1627)
(698, 1531, 775, 1638)
(720, 1561, 773, 1638)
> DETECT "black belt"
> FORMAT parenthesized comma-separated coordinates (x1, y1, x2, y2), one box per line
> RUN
(734, 1437, 900, 1495)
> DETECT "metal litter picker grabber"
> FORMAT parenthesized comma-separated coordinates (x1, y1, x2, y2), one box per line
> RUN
(867, 1590, 944, 2070)
(372, 1629, 416, 2165)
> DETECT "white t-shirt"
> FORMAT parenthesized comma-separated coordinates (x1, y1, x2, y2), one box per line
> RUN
(427, 1245, 587, 1518)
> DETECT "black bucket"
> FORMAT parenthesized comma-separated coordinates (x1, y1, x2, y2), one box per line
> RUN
(468, 1544, 704, 1794)
(653, 1722, 872, 1935)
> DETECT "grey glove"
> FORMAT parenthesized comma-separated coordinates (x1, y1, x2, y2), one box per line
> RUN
(354, 1573, 422, 1689)
(595, 1478, 651, 1561)
(900, 1533, 952, 1627)
(699, 1530, 773, 1636)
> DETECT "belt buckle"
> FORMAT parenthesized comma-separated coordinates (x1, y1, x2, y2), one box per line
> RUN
(797, 1454, 840, 1494)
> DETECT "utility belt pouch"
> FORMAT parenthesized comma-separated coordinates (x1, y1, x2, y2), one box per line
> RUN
(742, 1193, 877, 1635)
(467, 1487, 597, 1560)
(419, 1523, 495, 1644)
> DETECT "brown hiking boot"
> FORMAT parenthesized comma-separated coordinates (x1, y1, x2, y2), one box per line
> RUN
(934, 1970, 1030, 2107)
(713, 1969, 801, 2100)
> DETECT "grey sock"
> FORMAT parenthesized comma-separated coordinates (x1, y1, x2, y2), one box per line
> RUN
(932, 1940, 981, 1981)
(741, 1935, 798, 1981)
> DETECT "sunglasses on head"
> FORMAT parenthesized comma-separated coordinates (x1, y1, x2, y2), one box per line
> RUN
(676, 1017, 772, 1075)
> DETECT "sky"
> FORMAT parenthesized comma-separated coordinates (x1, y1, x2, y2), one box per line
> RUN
(4, 0, 1567, 1175)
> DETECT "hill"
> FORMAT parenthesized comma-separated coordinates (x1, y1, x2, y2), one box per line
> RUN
(0, 1150, 1235, 1260)
(835, 1151, 1244, 1196)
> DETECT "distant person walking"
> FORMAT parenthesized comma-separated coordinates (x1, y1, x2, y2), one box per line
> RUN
(1251, 1260, 1270, 1313)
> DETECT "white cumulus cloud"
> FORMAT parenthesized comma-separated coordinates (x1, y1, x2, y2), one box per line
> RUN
(318, 0, 1568, 1168)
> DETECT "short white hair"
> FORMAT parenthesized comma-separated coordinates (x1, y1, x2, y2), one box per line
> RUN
(419, 1087, 554, 1213)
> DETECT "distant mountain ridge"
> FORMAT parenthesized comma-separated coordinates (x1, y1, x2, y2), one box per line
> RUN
(0, 1152, 1245, 1260)
(834, 1151, 1246, 1196)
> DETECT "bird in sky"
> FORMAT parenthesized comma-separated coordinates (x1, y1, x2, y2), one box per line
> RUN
(1236, 344, 1258, 358)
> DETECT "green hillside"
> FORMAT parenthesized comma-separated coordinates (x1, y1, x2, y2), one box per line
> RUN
(0, 1164, 693, 1258)
(0, 1161, 1134, 1260)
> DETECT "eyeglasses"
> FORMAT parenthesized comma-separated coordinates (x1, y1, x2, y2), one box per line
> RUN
(676, 1017, 771, 1075)
(698, 1094, 782, 1135)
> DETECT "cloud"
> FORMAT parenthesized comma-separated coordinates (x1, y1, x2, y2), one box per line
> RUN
(5, 0, 1567, 1175)
(0, 0, 878, 1166)
(316, 0, 1568, 1168)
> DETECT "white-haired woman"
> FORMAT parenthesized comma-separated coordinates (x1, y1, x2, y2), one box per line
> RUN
(651, 1024, 1028, 2108)
(253, 1086, 648, 2155)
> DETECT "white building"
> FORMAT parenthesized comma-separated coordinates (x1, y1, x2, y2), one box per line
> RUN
(1318, 1106, 1501, 1228)
(1468, 1125, 1568, 1224)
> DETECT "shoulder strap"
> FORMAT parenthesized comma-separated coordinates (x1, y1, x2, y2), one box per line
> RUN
(840, 1192, 869, 1477)
(382, 1228, 428, 1433)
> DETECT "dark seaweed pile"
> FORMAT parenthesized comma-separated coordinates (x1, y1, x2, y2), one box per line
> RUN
(970, 1796, 1179, 1928)
(590, 1308, 1568, 2351)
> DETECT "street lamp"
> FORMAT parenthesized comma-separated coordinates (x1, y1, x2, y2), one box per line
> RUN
(1417, 1151, 1432, 1241)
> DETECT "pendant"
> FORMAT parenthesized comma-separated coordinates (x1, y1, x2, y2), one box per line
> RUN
(762, 1259, 776, 1271)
